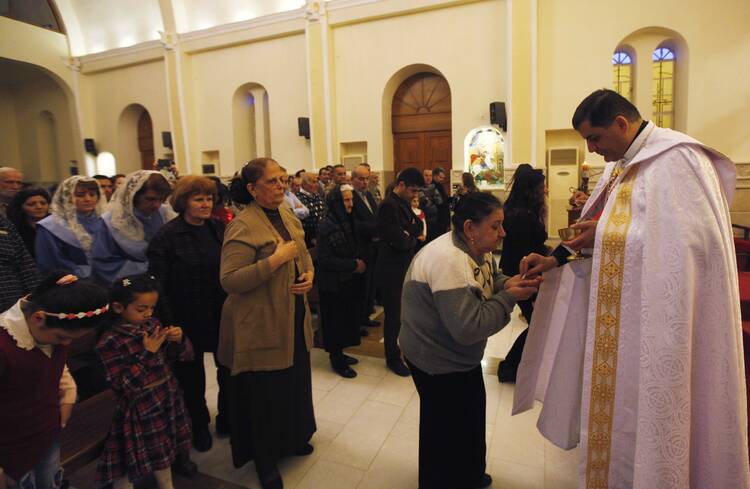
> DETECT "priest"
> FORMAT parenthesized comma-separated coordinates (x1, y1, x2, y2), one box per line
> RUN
(518, 89, 750, 488)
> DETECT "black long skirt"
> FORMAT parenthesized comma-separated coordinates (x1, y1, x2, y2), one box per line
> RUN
(226, 298, 317, 475)
(406, 359, 487, 489)
(319, 283, 362, 354)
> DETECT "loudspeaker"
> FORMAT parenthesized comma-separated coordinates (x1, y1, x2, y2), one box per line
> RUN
(84, 138, 97, 155)
(298, 117, 310, 139)
(162, 131, 173, 149)
(489, 102, 507, 131)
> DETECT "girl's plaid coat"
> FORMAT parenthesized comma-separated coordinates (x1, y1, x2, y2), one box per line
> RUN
(95, 318, 193, 485)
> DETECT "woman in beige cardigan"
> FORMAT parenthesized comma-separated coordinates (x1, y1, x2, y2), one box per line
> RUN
(218, 158, 316, 489)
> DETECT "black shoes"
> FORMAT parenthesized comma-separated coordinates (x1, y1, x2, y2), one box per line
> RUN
(475, 473, 492, 488)
(342, 354, 359, 365)
(387, 359, 411, 377)
(172, 452, 198, 478)
(259, 467, 283, 489)
(333, 363, 358, 378)
(192, 424, 213, 452)
(293, 443, 315, 456)
(497, 361, 517, 383)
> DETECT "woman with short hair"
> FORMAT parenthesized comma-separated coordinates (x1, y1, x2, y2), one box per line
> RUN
(8, 187, 51, 258)
(92, 170, 175, 284)
(399, 192, 541, 489)
(36, 176, 105, 278)
(219, 158, 316, 489)
(147, 175, 229, 453)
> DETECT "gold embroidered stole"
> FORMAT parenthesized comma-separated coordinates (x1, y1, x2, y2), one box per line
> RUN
(585, 165, 639, 489)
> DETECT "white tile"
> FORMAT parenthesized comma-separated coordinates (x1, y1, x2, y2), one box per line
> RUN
(347, 355, 389, 379)
(544, 440, 579, 489)
(368, 371, 416, 407)
(314, 374, 380, 425)
(488, 385, 545, 468)
(488, 458, 544, 489)
(357, 434, 419, 489)
(312, 387, 328, 406)
(294, 460, 364, 489)
(311, 364, 344, 392)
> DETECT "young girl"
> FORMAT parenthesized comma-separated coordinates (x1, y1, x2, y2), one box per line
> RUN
(411, 194, 427, 248)
(95, 274, 196, 489)
(0, 273, 109, 489)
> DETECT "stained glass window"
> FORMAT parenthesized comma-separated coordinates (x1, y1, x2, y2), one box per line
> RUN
(612, 51, 633, 101)
(652, 47, 675, 129)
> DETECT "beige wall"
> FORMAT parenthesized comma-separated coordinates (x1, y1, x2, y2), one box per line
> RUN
(331, 0, 508, 172)
(81, 60, 171, 175)
(187, 33, 311, 175)
(0, 87, 21, 166)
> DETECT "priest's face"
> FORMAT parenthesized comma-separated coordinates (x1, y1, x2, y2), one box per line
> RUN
(577, 116, 631, 162)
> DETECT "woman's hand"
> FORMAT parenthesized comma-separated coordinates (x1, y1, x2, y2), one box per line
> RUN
(354, 259, 366, 274)
(143, 325, 168, 353)
(165, 326, 183, 343)
(519, 253, 557, 278)
(60, 403, 74, 428)
(272, 240, 298, 264)
(290, 271, 314, 295)
(504, 274, 543, 301)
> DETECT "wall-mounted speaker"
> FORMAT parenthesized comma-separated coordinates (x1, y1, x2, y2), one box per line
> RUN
(298, 117, 310, 139)
(489, 102, 507, 131)
(84, 138, 97, 155)
(162, 131, 173, 149)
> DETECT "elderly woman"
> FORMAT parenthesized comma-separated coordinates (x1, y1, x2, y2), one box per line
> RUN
(92, 170, 174, 284)
(399, 192, 541, 489)
(36, 176, 105, 278)
(219, 158, 316, 489)
(8, 187, 51, 258)
(316, 184, 366, 378)
(147, 176, 229, 453)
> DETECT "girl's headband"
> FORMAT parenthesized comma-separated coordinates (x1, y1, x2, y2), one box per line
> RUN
(42, 304, 110, 320)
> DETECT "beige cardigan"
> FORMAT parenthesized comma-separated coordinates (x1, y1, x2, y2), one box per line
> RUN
(218, 202, 314, 374)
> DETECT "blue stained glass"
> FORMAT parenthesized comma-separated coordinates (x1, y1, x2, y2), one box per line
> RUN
(612, 51, 632, 65)
(652, 47, 675, 61)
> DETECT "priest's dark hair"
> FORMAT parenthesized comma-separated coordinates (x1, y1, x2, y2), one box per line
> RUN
(451, 191, 503, 232)
(395, 167, 425, 188)
(22, 272, 109, 331)
(229, 157, 278, 204)
(572, 89, 642, 130)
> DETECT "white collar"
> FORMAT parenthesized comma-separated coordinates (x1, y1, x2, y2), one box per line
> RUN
(622, 121, 655, 164)
(0, 299, 52, 357)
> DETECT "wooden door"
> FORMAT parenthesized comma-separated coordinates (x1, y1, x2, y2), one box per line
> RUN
(137, 110, 155, 170)
(392, 73, 451, 176)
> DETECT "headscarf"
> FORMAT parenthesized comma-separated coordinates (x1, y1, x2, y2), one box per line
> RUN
(107, 170, 174, 242)
(324, 184, 358, 259)
(49, 176, 106, 254)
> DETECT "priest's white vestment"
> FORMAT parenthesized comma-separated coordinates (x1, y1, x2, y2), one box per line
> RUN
(514, 122, 750, 489)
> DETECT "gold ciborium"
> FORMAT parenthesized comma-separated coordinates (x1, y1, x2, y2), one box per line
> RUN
(558, 227, 588, 261)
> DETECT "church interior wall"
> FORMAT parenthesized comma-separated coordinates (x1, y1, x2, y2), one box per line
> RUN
(0, 86, 21, 166)
(331, 0, 507, 173)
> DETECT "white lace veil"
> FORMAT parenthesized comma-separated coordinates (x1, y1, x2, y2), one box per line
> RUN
(50, 175, 107, 253)
(107, 170, 169, 242)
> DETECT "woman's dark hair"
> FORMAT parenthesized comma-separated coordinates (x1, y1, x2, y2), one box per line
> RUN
(462, 172, 478, 192)
(451, 191, 503, 232)
(504, 167, 545, 223)
(109, 273, 161, 310)
(8, 187, 50, 223)
(76, 179, 101, 199)
(134, 173, 171, 204)
(208, 176, 231, 207)
(229, 158, 278, 204)
(22, 273, 109, 331)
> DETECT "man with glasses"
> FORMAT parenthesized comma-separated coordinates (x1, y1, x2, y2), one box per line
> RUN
(0, 167, 23, 218)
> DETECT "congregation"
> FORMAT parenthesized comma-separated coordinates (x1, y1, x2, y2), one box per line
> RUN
(1, 88, 749, 489)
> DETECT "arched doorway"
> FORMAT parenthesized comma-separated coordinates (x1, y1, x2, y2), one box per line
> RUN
(137, 110, 154, 170)
(391, 73, 451, 177)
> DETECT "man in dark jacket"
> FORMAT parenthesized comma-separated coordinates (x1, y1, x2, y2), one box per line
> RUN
(376, 167, 425, 376)
(432, 166, 451, 237)
(351, 165, 380, 333)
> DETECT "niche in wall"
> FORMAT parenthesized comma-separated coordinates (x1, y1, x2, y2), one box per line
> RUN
(201, 150, 219, 175)
(232, 82, 270, 173)
(340, 141, 368, 170)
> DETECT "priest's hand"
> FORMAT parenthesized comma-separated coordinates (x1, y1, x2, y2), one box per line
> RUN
(60, 402, 74, 428)
(565, 220, 598, 250)
(504, 274, 543, 301)
(520, 253, 557, 278)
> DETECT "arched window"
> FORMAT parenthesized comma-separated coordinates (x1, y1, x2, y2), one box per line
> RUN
(652, 47, 675, 129)
(612, 51, 633, 101)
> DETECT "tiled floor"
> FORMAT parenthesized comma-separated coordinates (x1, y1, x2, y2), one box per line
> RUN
(68, 307, 580, 488)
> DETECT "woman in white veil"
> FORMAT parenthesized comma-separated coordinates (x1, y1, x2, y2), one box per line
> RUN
(36, 176, 106, 278)
(91, 170, 175, 284)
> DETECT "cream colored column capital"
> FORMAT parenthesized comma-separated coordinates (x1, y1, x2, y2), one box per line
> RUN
(62, 56, 81, 72)
(158, 31, 178, 51)
(305, 0, 327, 22)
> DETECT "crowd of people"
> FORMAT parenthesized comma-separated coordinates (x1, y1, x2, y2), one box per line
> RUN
(1, 88, 748, 489)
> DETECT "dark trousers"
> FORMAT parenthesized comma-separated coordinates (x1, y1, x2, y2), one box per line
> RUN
(174, 350, 229, 429)
(407, 360, 487, 489)
(380, 279, 404, 363)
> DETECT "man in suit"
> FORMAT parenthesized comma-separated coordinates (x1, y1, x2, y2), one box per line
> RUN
(376, 167, 425, 376)
(351, 165, 380, 335)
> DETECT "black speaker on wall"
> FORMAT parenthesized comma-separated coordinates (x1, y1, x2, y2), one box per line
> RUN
(162, 131, 173, 149)
(298, 117, 310, 139)
(84, 138, 97, 155)
(489, 102, 507, 132)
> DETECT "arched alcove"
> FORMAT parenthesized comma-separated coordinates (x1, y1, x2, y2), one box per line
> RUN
(232, 82, 270, 173)
(381, 64, 450, 176)
(117, 103, 153, 174)
(36, 110, 59, 182)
